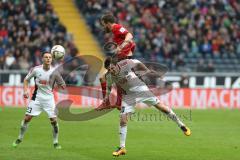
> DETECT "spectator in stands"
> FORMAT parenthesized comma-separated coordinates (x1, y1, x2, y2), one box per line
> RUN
(5, 52, 16, 69)
(65, 72, 78, 85)
(77, 0, 240, 72)
(0, 0, 78, 70)
(180, 74, 189, 88)
(0, 56, 4, 69)
(205, 61, 215, 72)
(196, 59, 206, 72)
(175, 54, 186, 71)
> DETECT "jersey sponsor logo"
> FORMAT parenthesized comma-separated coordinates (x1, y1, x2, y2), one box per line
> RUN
(39, 80, 48, 85)
(119, 61, 127, 67)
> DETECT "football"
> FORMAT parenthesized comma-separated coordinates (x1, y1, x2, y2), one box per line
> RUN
(51, 45, 65, 60)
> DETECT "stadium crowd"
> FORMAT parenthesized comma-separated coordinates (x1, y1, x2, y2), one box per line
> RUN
(0, 0, 78, 70)
(77, 0, 240, 72)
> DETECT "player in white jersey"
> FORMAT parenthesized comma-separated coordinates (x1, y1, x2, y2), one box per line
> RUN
(96, 58, 191, 156)
(12, 52, 66, 149)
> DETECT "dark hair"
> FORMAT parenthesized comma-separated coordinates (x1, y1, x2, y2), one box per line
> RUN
(104, 57, 112, 69)
(101, 14, 115, 24)
(42, 51, 51, 57)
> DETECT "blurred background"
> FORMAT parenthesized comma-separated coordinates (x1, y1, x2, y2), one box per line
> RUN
(0, 0, 240, 108)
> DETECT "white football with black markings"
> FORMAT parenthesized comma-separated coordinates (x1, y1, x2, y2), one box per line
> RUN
(51, 45, 65, 60)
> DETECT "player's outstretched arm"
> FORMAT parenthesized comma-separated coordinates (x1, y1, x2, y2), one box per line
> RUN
(132, 61, 152, 76)
(54, 71, 66, 90)
(133, 62, 167, 79)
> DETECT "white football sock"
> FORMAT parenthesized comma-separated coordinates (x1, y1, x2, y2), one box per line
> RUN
(167, 109, 185, 127)
(51, 122, 59, 144)
(119, 125, 127, 148)
(18, 120, 29, 140)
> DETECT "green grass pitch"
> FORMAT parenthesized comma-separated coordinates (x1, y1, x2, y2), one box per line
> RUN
(0, 107, 240, 160)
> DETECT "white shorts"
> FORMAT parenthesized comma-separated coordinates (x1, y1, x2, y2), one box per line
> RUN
(26, 99, 57, 118)
(120, 92, 160, 115)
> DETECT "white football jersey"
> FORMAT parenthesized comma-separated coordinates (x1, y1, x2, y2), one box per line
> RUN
(25, 65, 65, 101)
(108, 59, 159, 107)
(109, 59, 149, 94)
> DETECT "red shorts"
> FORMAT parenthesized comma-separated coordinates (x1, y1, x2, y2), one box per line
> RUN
(117, 42, 135, 59)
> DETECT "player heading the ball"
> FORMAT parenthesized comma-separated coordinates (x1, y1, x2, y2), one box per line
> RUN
(96, 57, 191, 156)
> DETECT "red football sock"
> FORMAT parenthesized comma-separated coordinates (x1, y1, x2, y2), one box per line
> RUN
(100, 82, 107, 98)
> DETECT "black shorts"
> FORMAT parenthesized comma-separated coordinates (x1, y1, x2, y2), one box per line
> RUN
(118, 56, 133, 61)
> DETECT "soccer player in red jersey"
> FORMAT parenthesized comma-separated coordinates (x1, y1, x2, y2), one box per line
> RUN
(99, 14, 135, 108)
(101, 14, 135, 59)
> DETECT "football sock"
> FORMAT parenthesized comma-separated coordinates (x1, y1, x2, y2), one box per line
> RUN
(100, 82, 107, 98)
(18, 120, 29, 140)
(51, 121, 59, 144)
(166, 109, 185, 127)
(119, 125, 127, 148)
(116, 87, 122, 106)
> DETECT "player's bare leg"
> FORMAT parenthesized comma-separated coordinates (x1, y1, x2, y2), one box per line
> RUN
(50, 117, 61, 149)
(112, 113, 129, 156)
(153, 102, 191, 136)
(13, 115, 33, 147)
(98, 69, 122, 110)
(99, 75, 107, 98)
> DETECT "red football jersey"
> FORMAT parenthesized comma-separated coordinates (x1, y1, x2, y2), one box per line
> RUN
(111, 24, 135, 58)
(112, 24, 129, 45)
